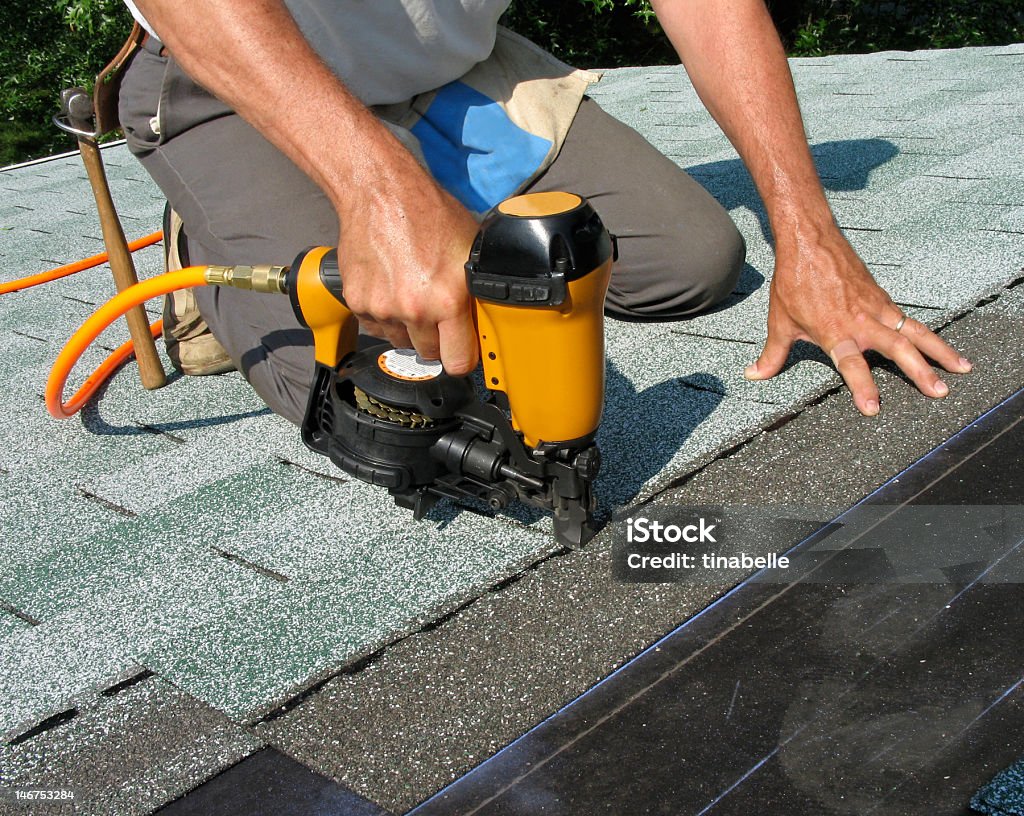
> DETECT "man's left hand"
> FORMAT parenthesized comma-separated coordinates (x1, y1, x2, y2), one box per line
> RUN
(744, 224, 973, 416)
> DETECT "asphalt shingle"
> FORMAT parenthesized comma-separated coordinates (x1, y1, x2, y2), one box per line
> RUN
(0, 675, 260, 816)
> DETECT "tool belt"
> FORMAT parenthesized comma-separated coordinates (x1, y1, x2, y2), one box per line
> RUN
(93, 21, 146, 137)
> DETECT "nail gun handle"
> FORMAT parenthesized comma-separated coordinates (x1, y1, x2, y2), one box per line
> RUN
(288, 247, 358, 369)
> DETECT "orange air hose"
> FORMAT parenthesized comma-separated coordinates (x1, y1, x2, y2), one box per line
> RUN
(0, 231, 164, 295)
(46, 266, 208, 419)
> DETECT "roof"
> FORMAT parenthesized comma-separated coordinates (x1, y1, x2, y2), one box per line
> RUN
(1, 44, 1022, 813)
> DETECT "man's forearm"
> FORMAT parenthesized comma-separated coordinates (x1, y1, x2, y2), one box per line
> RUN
(652, 0, 968, 414)
(132, 0, 429, 217)
(651, 0, 832, 243)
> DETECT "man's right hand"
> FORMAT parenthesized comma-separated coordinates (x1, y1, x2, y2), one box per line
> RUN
(334, 169, 480, 376)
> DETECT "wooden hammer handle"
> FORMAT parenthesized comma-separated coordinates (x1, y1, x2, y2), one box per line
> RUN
(78, 138, 166, 390)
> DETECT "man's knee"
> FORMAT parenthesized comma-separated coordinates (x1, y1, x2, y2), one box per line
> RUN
(605, 214, 745, 320)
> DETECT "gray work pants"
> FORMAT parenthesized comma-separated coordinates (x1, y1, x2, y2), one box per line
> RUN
(119, 41, 745, 425)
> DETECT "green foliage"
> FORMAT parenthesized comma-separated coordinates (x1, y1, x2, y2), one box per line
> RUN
(499, 0, 676, 68)
(0, 0, 131, 166)
(500, 0, 1023, 67)
(1, 0, 1021, 166)
(772, 0, 1024, 56)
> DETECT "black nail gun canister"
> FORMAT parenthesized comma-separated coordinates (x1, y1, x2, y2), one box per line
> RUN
(286, 192, 616, 548)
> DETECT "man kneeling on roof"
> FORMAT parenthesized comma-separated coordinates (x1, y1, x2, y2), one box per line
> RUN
(116, 0, 970, 424)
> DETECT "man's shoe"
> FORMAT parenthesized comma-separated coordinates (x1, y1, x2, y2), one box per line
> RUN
(162, 206, 235, 376)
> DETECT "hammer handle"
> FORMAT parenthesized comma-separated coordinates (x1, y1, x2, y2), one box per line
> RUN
(78, 138, 166, 390)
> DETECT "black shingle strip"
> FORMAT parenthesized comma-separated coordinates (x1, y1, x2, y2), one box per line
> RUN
(11, 330, 47, 343)
(210, 547, 290, 584)
(154, 749, 393, 816)
(75, 487, 138, 518)
(61, 294, 97, 306)
(922, 174, 992, 180)
(0, 603, 41, 626)
(138, 424, 188, 445)
(101, 669, 156, 697)
(669, 328, 758, 345)
(276, 457, 347, 484)
(7, 709, 78, 746)
(980, 228, 1024, 236)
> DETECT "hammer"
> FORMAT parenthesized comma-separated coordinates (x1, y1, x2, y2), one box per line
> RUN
(55, 87, 166, 390)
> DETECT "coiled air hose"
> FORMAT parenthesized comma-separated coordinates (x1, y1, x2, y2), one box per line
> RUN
(45, 263, 287, 419)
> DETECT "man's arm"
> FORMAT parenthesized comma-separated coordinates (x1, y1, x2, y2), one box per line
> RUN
(132, 0, 480, 374)
(650, 0, 971, 415)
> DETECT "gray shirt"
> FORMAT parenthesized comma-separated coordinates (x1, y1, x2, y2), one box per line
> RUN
(123, 0, 512, 105)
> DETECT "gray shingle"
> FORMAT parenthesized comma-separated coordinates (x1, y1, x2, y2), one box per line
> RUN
(1, 675, 259, 816)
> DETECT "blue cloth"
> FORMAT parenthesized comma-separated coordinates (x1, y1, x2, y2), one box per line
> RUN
(972, 755, 1024, 816)
(410, 81, 552, 214)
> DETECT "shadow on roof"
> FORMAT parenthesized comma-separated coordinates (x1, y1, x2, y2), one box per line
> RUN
(689, 138, 900, 242)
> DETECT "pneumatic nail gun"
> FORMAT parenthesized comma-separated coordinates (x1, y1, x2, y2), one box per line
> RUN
(203, 192, 616, 547)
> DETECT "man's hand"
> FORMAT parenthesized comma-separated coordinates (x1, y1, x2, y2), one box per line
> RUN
(334, 170, 480, 374)
(744, 223, 972, 415)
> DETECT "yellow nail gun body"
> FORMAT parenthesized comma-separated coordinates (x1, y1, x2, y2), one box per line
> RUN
(289, 192, 616, 547)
